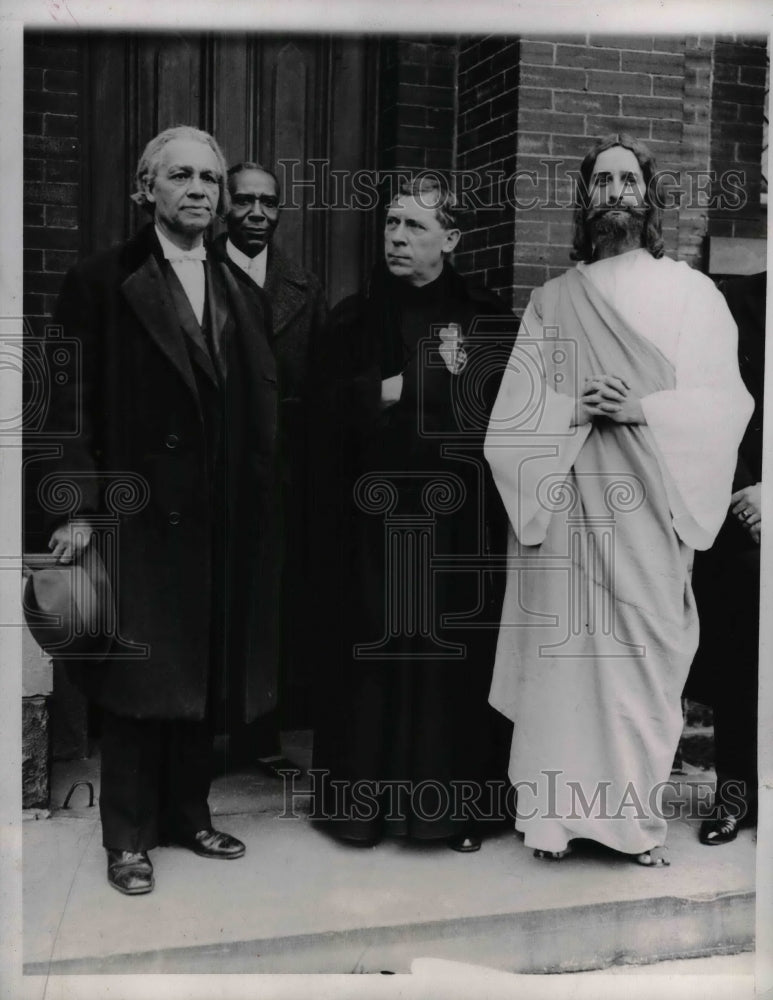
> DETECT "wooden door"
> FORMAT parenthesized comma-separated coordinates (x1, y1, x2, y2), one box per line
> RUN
(83, 31, 380, 307)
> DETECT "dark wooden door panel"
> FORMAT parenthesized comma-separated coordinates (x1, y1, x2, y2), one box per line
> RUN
(85, 36, 131, 253)
(209, 35, 257, 166)
(154, 36, 202, 130)
(327, 36, 380, 305)
(270, 40, 315, 270)
(83, 32, 379, 304)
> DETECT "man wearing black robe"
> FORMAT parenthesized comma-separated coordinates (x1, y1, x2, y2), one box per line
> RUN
(310, 177, 516, 850)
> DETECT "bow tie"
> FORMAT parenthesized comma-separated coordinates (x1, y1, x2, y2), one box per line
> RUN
(166, 248, 207, 263)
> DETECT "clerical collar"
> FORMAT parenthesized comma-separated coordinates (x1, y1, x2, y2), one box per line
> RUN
(226, 239, 268, 283)
(155, 225, 206, 261)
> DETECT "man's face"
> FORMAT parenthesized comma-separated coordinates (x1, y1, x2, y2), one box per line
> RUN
(589, 145, 646, 210)
(227, 169, 281, 257)
(384, 194, 460, 287)
(145, 138, 221, 244)
(587, 145, 648, 253)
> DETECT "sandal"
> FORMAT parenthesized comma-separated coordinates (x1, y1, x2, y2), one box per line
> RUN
(635, 845, 670, 867)
(533, 847, 572, 860)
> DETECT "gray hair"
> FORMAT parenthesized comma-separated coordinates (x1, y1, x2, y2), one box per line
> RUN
(227, 161, 281, 199)
(131, 125, 229, 216)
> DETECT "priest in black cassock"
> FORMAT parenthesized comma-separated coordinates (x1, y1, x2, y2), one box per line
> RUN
(310, 177, 517, 851)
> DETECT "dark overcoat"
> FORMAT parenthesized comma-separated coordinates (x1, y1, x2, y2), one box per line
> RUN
(263, 245, 328, 401)
(210, 237, 328, 491)
(42, 224, 280, 722)
(210, 236, 328, 711)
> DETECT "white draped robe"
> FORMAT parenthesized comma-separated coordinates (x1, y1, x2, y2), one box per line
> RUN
(485, 249, 753, 854)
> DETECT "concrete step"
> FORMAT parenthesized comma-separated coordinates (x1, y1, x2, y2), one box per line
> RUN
(23, 767, 755, 976)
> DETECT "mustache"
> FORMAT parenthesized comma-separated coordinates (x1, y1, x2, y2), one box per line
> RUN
(585, 204, 648, 221)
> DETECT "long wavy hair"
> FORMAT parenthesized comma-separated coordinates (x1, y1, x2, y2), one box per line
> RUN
(570, 133, 664, 262)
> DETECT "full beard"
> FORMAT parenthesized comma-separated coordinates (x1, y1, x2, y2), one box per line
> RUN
(587, 207, 647, 258)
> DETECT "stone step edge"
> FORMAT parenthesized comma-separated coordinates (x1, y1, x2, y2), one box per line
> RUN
(23, 888, 754, 976)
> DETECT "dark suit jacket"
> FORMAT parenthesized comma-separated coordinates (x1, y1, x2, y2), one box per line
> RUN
(39, 224, 281, 722)
(209, 237, 329, 691)
(210, 237, 328, 490)
(686, 271, 765, 706)
(722, 272, 766, 489)
(264, 246, 329, 401)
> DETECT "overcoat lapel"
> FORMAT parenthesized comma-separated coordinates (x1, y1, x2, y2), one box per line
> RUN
(207, 261, 229, 372)
(264, 250, 307, 338)
(121, 251, 202, 407)
(218, 260, 277, 386)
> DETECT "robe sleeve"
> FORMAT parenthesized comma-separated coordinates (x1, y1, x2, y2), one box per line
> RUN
(484, 293, 591, 546)
(640, 270, 754, 550)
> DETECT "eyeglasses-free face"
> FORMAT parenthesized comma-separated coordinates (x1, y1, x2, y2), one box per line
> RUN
(145, 139, 222, 247)
(227, 169, 281, 257)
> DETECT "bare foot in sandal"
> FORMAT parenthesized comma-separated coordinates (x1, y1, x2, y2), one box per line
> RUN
(635, 846, 670, 867)
(534, 847, 572, 861)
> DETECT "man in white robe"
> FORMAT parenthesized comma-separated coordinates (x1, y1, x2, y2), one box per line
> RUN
(484, 134, 753, 865)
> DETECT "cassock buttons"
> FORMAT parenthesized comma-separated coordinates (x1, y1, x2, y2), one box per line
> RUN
(165, 433, 180, 449)
(168, 512, 181, 526)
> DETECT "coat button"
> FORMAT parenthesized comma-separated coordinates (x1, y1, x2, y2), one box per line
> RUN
(165, 433, 180, 449)
(168, 511, 181, 525)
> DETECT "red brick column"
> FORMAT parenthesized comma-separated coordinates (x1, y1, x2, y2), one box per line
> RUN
(455, 36, 519, 298)
(677, 37, 714, 268)
(378, 38, 456, 174)
(709, 36, 768, 240)
(24, 33, 83, 338)
(509, 35, 699, 314)
(452, 35, 756, 313)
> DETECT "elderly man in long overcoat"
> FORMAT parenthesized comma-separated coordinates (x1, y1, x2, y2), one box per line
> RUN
(39, 125, 280, 895)
(211, 161, 327, 754)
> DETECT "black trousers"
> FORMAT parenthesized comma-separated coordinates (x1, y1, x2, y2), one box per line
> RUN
(688, 535, 759, 822)
(712, 554, 759, 821)
(99, 707, 214, 851)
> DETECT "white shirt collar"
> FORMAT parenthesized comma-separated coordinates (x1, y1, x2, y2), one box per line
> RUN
(226, 238, 268, 286)
(155, 225, 206, 261)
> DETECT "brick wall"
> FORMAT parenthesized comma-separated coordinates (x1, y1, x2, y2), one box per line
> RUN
(453, 33, 767, 312)
(24, 32, 83, 338)
(508, 34, 706, 314)
(378, 37, 457, 175)
(709, 36, 768, 240)
(22, 31, 768, 316)
(455, 36, 519, 297)
(677, 37, 714, 266)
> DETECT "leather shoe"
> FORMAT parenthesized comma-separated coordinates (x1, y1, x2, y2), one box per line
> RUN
(447, 834, 481, 853)
(106, 849, 154, 895)
(175, 828, 246, 859)
(699, 812, 741, 846)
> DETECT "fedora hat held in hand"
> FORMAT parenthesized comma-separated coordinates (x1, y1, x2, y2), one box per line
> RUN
(23, 543, 115, 661)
